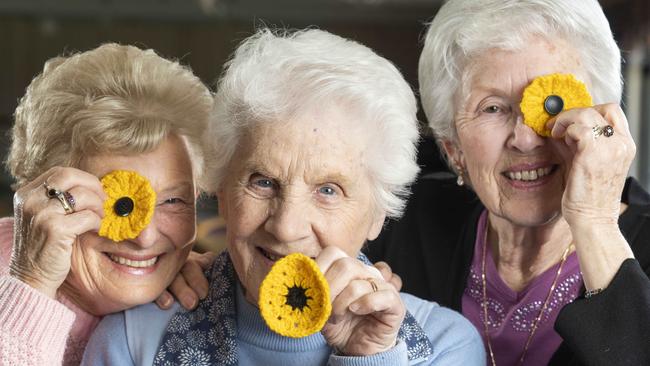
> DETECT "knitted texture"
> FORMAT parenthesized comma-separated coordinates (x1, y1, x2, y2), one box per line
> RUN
(520, 73, 593, 137)
(0, 276, 76, 366)
(259, 253, 331, 338)
(99, 170, 156, 242)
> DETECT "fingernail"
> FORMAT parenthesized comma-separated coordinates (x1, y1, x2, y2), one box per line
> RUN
(184, 295, 197, 309)
(199, 287, 209, 299)
(349, 303, 359, 313)
(159, 293, 172, 308)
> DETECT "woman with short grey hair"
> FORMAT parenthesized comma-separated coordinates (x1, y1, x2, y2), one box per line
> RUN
(369, 0, 650, 365)
(83, 28, 485, 366)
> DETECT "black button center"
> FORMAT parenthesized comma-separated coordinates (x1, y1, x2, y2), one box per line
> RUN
(114, 197, 134, 217)
(285, 284, 312, 312)
(543, 95, 564, 115)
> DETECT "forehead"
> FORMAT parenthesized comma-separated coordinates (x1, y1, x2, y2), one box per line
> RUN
(234, 106, 368, 180)
(80, 135, 195, 190)
(463, 36, 585, 93)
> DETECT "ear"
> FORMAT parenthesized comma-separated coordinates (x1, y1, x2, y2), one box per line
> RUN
(367, 212, 386, 241)
(441, 139, 465, 172)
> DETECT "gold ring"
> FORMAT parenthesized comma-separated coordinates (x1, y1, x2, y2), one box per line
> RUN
(365, 278, 379, 293)
(55, 191, 75, 214)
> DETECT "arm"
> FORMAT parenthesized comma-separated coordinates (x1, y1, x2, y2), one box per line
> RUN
(556, 258, 650, 366)
(0, 275, 75, 366)
(402, 293, 485, 366)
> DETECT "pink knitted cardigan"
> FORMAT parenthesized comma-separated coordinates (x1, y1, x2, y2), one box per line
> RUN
(0, 217, 100, 366)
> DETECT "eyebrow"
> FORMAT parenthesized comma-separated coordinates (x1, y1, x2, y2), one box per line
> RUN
(157, 181, 194, 195)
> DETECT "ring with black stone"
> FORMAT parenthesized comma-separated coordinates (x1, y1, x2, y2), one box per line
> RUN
(43, 181, 60, 199)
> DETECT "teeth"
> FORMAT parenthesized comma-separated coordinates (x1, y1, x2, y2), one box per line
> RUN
(108, 254, 158, 268)
(507, 167, 552, 181)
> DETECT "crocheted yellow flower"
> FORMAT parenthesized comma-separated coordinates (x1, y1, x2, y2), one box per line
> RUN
(259, 253, 331, 338)
(99, 170, 156, 242)
(520, 73, 593, 137)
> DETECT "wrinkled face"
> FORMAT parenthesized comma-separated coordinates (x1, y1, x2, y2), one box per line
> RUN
(218, 107, 385, 304)
(447, 36, 588, 227)
(64, 135, 197, 314)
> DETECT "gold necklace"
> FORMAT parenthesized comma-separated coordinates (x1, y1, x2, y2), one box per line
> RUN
(481, 226, 572, 366)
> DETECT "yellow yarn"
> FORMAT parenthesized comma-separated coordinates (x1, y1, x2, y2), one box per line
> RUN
(98, 170, 156, 242)
(520, 73, 593, 137)
(259, 253, 331, 338)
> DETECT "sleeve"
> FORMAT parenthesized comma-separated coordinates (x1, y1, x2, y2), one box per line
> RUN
(555, 258, 650, 366)
(402, 293, 485, 366)
(0, 275, 76, 366)
(328, 342, 408, 366)
(81, 312, 135, 366)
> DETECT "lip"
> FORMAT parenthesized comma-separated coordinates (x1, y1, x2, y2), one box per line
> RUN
(102, 252, 164, 275)
(256, 247, 317, 266)
(501, 163, 559, 190)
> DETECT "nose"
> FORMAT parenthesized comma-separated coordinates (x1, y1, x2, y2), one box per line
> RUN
(264, 197, 312, 244)
(507, 115, 545, 153)
(131, 218, 159, 249)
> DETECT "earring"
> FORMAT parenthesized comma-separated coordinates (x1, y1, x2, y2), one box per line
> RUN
(455, 164, 465, 186)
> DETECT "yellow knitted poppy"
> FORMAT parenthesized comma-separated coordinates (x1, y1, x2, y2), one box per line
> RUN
(259, 253, 331, 338)
(520, 73, 593, 137)
(98, 170, 156, 242)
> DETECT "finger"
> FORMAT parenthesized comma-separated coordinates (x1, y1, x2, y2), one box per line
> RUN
(64, 186, 105, 218)
(329, 279, 376, 323)
(388, 273, 402, 292)
(187, 250, 216, 270)
(591, 103, 629, 132)
(323, 257, 382, 298)
(349, 288, 405, 322)
(168, 272, 198, 310)
(547, 107, 601, 139)
(41, 166, 107, 201)
(179, 258, 209, 299)
(36, 208, 102, 241)
(314, 246, 349, 274)
(155, 290, 174, 309)
(374, 261, 402, 291)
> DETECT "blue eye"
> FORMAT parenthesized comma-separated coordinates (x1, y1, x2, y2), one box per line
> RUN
(318, 186, 336, 196)
(254, 178, 274, 188)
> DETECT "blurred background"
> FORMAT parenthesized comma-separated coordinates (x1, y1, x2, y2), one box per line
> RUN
(0, 0, 648, 253)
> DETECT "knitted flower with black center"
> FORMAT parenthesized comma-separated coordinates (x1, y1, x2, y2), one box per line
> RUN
(259, 253, 331, 338)
(98, 170, 156, 242)
(520, 73, 593, 137)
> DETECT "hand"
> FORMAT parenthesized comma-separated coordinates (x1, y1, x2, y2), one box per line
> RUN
(156, 250, 216, 310)
(374, 261, 402, 291)
(317, 247, 405, 356)
(10, 167, 105, 298)
(547, 103, 636, 228)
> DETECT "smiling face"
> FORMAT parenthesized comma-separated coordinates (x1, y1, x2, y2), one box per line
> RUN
(446, 36, 588, 227)
(217, 106, 385, 304)
(62, 134, 197, 314)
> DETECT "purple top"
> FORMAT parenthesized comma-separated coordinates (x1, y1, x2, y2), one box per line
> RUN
(462, 211, 583, 366)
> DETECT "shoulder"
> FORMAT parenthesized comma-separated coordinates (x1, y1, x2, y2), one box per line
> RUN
(82, 311, 133, 365)
(400, 292, 485, 365)
(123, 302, 181, 365)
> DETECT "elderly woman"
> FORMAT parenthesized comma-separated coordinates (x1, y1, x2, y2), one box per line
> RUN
(0, 43, 215, 365)
(82, 28, 485, 365)
(367, 0, 650, 365)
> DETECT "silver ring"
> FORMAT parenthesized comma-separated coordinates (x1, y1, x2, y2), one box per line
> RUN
(592, 125, 614, 139)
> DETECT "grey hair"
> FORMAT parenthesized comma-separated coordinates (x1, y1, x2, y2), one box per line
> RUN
(418, 0, 622, 152)
(8, 43, 214, 191)
(207, 28, 420, 218)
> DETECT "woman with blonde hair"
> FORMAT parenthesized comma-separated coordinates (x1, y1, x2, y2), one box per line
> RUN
(0, 43, 215, 365)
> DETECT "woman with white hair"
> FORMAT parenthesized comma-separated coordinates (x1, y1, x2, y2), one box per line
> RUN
(82, 28, 485, 365)
(368, 0, 650, 365)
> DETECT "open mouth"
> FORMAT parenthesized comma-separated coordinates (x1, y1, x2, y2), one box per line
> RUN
(106, 253, 159, 268)
(503, 165, 557, 182)
(257, 247, 316, 262)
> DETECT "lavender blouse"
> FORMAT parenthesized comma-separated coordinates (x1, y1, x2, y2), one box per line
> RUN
(462, 211, 583, 366)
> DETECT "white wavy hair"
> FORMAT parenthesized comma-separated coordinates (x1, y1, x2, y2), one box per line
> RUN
(419, 0, 622, 153)
(207, 28, 420, 218)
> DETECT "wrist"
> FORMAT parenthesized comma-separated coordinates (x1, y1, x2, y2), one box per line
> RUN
(9, 269, 58, 299)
